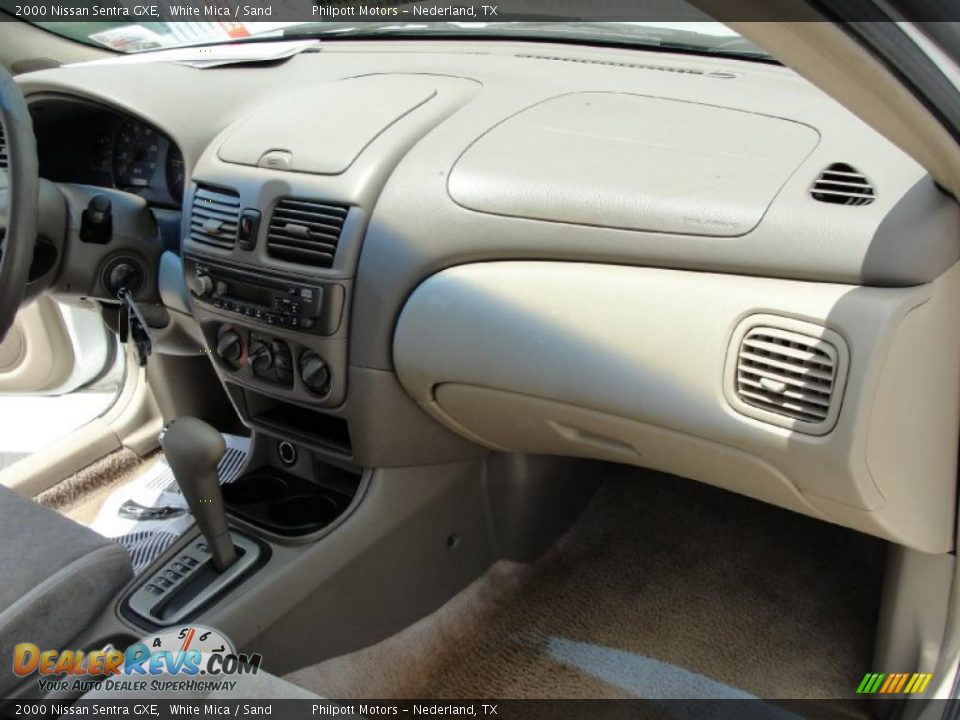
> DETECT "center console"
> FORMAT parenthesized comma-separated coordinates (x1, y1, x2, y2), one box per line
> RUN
(119, 401, 368, 627)
(170, 73, 483, 462)
(120, 74, 484, 631)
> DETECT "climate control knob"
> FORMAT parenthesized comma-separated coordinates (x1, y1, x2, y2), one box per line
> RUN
(215, 328, 244, 365)
(272, 340, 294, 386)
(299, 352, 330, 395)
(248, 340, 273, 372)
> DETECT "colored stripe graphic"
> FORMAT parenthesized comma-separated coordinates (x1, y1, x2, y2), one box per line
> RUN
(857, 672, 932, 694)
(879, 675, 896, 693)
(856, 673, 885, 694)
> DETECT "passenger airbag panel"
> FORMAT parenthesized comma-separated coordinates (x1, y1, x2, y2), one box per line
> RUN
(448, 93, 820, 236)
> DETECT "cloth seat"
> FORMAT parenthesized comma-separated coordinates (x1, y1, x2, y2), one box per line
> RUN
(0, 485, 133, 695)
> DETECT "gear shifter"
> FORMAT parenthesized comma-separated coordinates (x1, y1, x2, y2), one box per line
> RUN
(161, 417, 237, 571)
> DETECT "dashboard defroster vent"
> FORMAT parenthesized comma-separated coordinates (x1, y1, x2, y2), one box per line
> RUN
(725, 316, 849, 436)
(516, 53, 737, 79)
(267, 198, 349, 268)
(189, 185, 240, 250)
(0, 122, 7, 169)
(811, 163, 875, 206)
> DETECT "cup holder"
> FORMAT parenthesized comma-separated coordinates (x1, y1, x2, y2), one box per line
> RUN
(222, 474, 287, 505)
(268, 495, 340, 529)
(224, 465, 359, 536)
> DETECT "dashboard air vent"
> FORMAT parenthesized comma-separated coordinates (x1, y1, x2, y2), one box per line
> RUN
(266, 198, 349, 268)
(810, 163, 875, 206)
(189, 185, 241, 250)
(0, 122, 7, 169)
(726, 316, 849, 436)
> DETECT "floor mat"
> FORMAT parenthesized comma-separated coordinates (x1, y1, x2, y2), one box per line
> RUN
(287, 469, 885, 704)
(87, 434, 250, 574)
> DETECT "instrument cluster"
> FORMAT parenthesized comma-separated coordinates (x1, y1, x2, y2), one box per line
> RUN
(30, 97, 185, 209)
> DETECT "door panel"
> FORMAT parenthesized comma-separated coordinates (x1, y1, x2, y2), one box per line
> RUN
(0, 297, 114, 395)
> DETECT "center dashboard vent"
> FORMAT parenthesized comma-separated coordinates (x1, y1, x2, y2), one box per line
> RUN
(189, 185, 241, 250)
(266, 198, 349, 269)
(0, 122, 7, 169)
(810, 163, 875, 206)
(725, 316, 849, 436)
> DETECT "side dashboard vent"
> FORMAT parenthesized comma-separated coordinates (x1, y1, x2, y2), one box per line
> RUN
(811, 163, 875, 206)
(189, 185, 241, 250)
(0, 122, 7, 169)
(267, 198, 349, 268)
(726, 316, 849, 436)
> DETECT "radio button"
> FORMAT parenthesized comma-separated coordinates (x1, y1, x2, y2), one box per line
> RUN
(190, 273, 214, 297)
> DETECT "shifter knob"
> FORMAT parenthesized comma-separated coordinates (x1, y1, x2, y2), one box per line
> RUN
(161, 417, 237, 571)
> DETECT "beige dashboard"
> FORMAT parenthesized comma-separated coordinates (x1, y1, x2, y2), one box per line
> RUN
(14, 38, 960, 553)
(394, 260, 960, 553)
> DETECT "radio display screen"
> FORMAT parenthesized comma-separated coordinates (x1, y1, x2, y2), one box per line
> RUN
(226, 282, 273, 308)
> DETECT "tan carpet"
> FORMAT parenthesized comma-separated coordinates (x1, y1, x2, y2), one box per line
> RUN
(287, 469, 885, 703)
(36, 449, 162, 526)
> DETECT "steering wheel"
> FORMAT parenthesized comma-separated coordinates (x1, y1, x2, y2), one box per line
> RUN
(0, 65, 38, 342)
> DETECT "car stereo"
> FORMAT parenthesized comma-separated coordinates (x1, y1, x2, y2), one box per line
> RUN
(185, 258, 324, 331)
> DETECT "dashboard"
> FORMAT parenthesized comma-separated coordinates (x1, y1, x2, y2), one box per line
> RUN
(14, 40, 960, 557)
(30, 97, 184, 208)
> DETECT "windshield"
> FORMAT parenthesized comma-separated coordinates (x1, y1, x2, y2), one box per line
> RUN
(9, 13, 770, 61)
